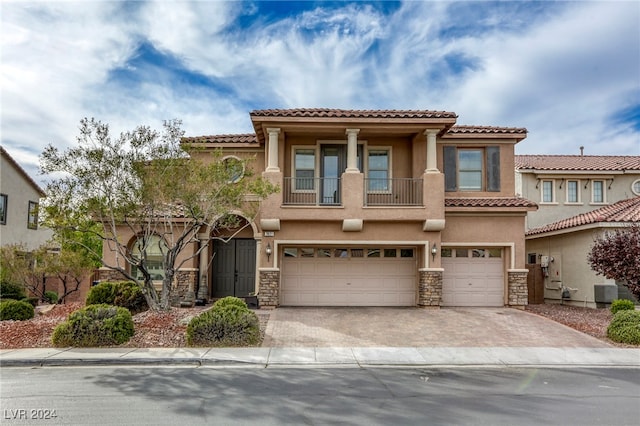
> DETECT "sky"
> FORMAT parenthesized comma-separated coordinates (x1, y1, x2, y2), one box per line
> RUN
(2, 0, 639, 182)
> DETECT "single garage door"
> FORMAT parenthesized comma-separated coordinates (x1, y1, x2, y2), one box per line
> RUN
(281, 247, 416, 306)
(442, 248, 504, 307)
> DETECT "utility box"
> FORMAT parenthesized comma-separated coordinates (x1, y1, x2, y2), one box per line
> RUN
(594, 284, 618, 308)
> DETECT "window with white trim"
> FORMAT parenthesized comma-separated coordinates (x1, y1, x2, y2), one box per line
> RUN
(591, 180, 605, 203)
(458, 149, 483, 191)
(632, 179, 640, 196)
(541, 180, 555, 203)
(367, 148, 390, 192)
(294, 148, 316, 191)
(131, 235, 167, 281)
(566, 180, 580, 203)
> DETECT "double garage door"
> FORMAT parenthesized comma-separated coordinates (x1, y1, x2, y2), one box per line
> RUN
(441, 248, 505, 307)
(281, 247, 416, 306)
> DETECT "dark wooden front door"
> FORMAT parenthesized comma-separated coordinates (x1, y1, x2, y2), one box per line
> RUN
(212, 239, 256, 298)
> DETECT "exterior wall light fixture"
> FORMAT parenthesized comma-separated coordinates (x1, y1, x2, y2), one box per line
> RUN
(431, 243, 438, 261)
(265, 243, 272, 262)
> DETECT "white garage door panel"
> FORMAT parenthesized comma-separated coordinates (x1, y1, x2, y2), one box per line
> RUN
(442, 255, 504, 307)
(282, 254, 416, 306)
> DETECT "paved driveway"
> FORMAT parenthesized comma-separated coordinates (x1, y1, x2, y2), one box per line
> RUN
(261, 307, 611, 348)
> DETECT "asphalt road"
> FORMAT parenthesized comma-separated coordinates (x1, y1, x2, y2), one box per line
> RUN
(1, 366, 639, 425)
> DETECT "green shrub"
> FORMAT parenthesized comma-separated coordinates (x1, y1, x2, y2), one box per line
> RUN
(21, 297, 39, 308)
(44, 291, 59, 304)
(0, 280, 26, 300)
(85, 282, 116, 305)
(186, 298, 260, 347)
(51, 304, 134, 347)
(86, 281, 148, 314)
(0, 299, 35, 321)
(610, 299, 635, 315)
(607, 310, 640, 345)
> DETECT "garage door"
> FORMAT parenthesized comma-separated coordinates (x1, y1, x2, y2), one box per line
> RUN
(442, 248, 504, 307)
(281, 247, 416, 306)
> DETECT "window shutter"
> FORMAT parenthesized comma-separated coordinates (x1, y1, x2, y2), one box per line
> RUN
(444, 146, 457, 191)
(486, 146, 500, 192)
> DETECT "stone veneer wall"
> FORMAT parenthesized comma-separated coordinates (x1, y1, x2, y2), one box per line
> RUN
(97, 269, 127, 282)
(508, 270, 529, 307)
(258, 269, 280, 308)
(418, 269, 443, 307)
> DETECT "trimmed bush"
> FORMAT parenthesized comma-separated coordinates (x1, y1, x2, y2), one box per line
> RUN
(51, 304, 134, 347)
(44, 290, 59, 304)
(21, 297, 39, 308)
(610, 299, 635, 315)
(0, 299, 35, 321)
(187, 297, 259, 347)
(0, 280, 26, 300)
(86, 281, 148, 314)
(607, 310, 640, 345)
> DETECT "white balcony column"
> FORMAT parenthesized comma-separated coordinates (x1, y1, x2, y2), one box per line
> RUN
(345, 128, 360, 173)
(424, 129, 439, 173)
(266, 127, 281, 172)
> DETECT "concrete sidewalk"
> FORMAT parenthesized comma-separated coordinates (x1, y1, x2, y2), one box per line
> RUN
(1, 346, 639, 368)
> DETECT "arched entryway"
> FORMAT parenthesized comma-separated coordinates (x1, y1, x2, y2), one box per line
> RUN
(209, 215, 258, 299)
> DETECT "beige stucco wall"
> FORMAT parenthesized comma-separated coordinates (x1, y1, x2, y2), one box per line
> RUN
(517, 171, 640, 230)
(526, 228, 614, 307)
(0, 154, 53, 250)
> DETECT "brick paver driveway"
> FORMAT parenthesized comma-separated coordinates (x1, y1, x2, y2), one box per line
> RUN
(261, 307, 611, 348)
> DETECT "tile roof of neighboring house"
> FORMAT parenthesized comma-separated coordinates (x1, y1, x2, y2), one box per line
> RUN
(250, 108, 458, 119)
(0, 146, 45, 197)
(182, 134, 258, 144)
(445, 197, 538, 208)
(515, 155, 640, 171)
(447, 125, 528, 135)
(526, 196, 640, 236)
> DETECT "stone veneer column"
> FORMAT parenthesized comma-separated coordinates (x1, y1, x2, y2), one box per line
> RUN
(508, 269, 529, 308)
(258, 268, 280, 308)
(266, 128, 281, 172)
(424, 129, 439, 173)
(418, 268, 443, 307)
(345, 128, 360, 173)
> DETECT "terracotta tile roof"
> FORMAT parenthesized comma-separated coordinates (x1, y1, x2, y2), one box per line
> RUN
(445, 197, 538, 208)
(515, 155, 640, 171)
(250, 108, 458, 119)
(182, 134, 258, 144)
(526, 197, 640, 236)
(447, 125, 528, 135)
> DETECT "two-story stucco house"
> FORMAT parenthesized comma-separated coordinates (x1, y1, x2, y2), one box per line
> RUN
(152, 108, 535, 309)
(515, 154, 640, 306)
(0, 146, 53, 250)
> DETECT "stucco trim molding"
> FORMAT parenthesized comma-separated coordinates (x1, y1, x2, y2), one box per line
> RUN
(507, 269, 529, 273)
(342, 219, 363, 231)
(419, 268, 445, 272)
(258, 267, 281, 272)
(423, 219, 445, 231)
(260, 219, 281, 231)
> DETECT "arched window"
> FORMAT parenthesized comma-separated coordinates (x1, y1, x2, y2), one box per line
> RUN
(131, 235, 167, 281)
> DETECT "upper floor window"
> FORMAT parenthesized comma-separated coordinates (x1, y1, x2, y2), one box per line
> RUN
(444, 146, 500, 192)
(27, 201, 38, 230)
(294, 148, 316, 191)
(541, 180, 555, 203)
(367, 149, 390, 191)
(632, 179, 640, 196)
(566, 180, 580, 203)
(591, 180, 605, 203)
(0, 194, 7, 225)
(222, 156, 244, 183)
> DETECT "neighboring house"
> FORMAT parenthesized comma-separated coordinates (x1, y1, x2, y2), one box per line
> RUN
(0, 146, 52, 250)
(515, 154, 640, 230)
(525, 197, 640, 307)
(102, 108, 537, 308)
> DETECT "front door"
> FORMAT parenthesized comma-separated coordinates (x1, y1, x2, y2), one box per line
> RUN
(212, 239, 256, 298)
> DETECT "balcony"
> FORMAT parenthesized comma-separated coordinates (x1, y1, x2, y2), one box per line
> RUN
(364, 178, 423, 206)
(282, 177, 423, 207)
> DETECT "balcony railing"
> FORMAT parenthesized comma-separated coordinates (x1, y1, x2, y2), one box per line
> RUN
(364, 178, 423, 206)
(283, 177, 341, 206)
